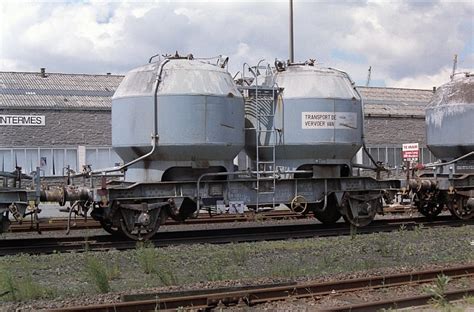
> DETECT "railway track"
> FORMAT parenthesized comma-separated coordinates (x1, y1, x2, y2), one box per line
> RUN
(8, 206, 415, 233)
(47, 264, 474, 311)
(8, 210, 309, 233)
(1, 216, 471, 256)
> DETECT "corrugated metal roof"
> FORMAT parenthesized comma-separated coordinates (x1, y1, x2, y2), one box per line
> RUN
(357, 86, 434, 117)
(0, 71, 123, 110)
(0, 71, 435, 116)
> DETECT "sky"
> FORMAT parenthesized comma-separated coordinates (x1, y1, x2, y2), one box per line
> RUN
(0, 0, 473, 89)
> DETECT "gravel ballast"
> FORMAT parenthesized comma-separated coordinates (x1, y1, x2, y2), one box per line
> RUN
(0, 224, 472, 311)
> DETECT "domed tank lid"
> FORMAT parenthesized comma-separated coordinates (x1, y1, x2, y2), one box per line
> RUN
(158, 60, 241, 97)
(114, 57, 241, 99)
(274, 63, 360, 100)
(428, 73, 473, 109)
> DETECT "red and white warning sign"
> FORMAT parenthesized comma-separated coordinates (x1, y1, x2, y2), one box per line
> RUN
(402, 143, 419, 161)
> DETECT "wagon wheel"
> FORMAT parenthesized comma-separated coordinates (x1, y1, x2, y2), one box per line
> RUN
(119, 208, 162, 241)
(290, 195, 308, 215)
(342, 193, 377, 227)
(310, 194, 342, 225)
(448, 195, 473, 220)
(413, 193, 443, 218)
(99, 220, 123, 237)
(0, 212, 10, 233)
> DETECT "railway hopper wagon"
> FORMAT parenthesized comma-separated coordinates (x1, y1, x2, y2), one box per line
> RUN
(0, 55, 401, 239)
(408, 73, 474, 220)
(83, 56, 399, 240)
(0, 168, 39, 233)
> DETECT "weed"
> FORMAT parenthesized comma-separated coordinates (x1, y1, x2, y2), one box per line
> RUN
(107, 263, 121, 280)
(83, 230, 92, 252)
(423, 274, 451, 308)
(374, 235, 391, 257)
(253, 213, 264, 223)
(350, 224, 358, 240)
(136, 242, 178, 285)
(414, 223, 425, 236)
(202, 266, 221, 281)
(154, 265, 178, 286)
(0, 269, 17, 301)
(17, 274, 48, 300)
(83, 255, 110, 293)
(269, 260, 300, 278)
(229, 244, 249, 266)
(398, 223, 407, 233)
(465, 296, 474, 305)
(320, 253, 336, 270)
(136, 241, 158, 274)
(361, 258, 378, 270)
(0, 268, 51, 301)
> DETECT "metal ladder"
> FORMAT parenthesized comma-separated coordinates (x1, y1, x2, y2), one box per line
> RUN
(241, 62, 279, 210)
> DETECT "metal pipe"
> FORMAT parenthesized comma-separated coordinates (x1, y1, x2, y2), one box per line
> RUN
(424, 151, 474, 168)
(153, 58, 170, 142)
(289, 0, 294, 63)
(66, 201, 81, 235)
(328, 69, 382, 172)
(80, 59, 170, 176)
(148, 53, 160, 64)
(352, 163, 378, 171)
(40, 186, 91, 205)
(313, 179, 328, 212)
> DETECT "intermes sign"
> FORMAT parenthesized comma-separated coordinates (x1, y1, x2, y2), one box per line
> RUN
(0, 115, 45, 126)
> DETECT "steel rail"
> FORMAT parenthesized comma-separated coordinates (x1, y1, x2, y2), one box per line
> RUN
(331, 288, 474, 312)
(47, 264, 474, 311)
(1, 217, 472, 256)
(7, 206, 420, 233)
(8, 210, 311, 233)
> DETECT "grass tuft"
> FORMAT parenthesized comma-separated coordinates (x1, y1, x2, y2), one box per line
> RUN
(424, 274, 452, 308)
(0, 267, 52, 301)
(0, 268, 17, 301)
(136, 242, 177, 286)
(83, 255, 111, 293)
(136, 241, 158, 274)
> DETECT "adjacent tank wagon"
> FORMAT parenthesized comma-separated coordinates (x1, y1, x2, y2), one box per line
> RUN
(426, 74, 474, 160)
(409, 73, 474, 220)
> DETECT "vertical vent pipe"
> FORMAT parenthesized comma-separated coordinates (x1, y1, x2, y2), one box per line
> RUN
(289, 0, 294, 63)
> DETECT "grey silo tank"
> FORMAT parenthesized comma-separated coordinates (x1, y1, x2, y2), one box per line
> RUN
(112, 58, 245, 182)
(426, 74, 474, 161)
(245, 64, 363, 172)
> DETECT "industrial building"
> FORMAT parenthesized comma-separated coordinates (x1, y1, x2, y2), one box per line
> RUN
(0, 70, 122, 176)
(357, 86, 436, 167)
(0, 69, 436, 176)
